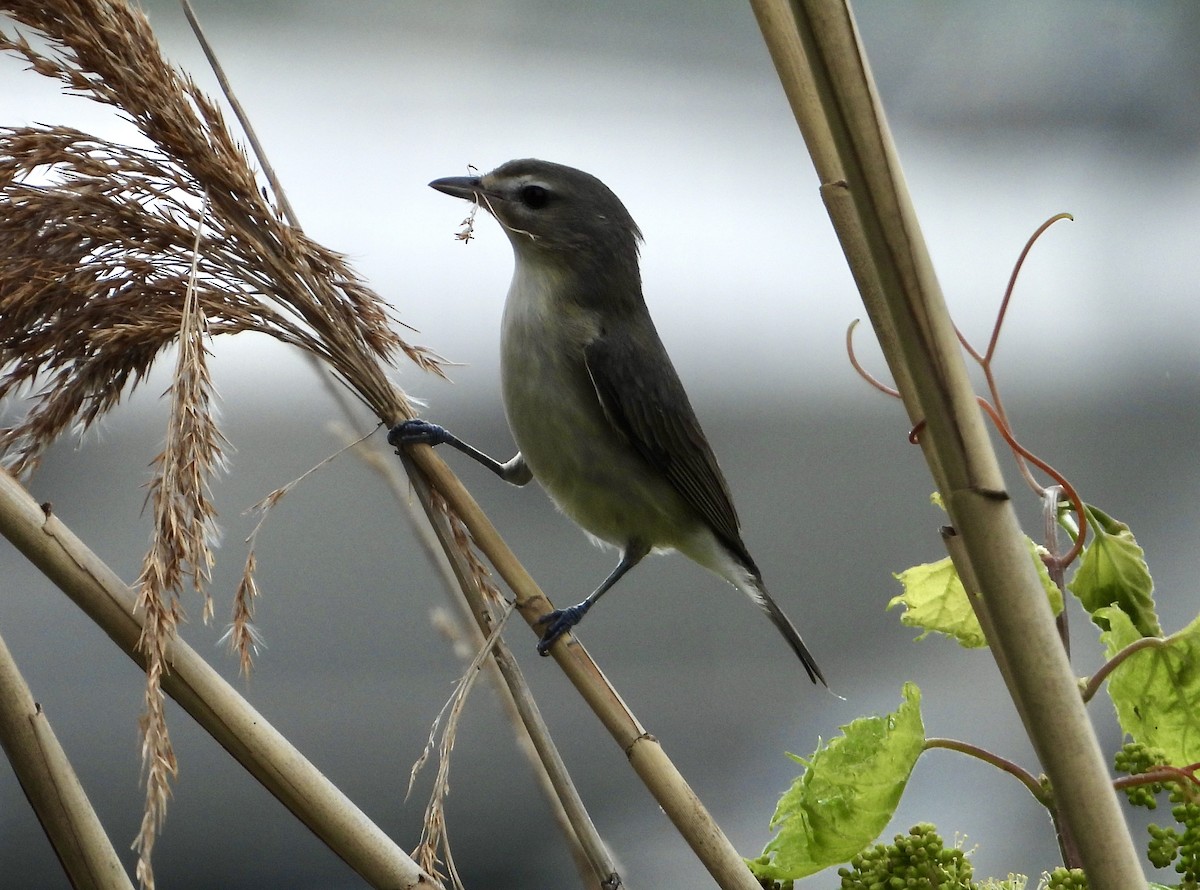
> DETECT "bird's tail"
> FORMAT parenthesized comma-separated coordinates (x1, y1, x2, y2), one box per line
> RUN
(747, 576, 826, 686)
(696, 538, 826, 685)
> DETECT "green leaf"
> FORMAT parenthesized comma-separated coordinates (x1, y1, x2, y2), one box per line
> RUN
(889, 540, 1062, 649)
(750, 683, 925, 881)
(890, 557, 987, 647)
(1068, 504, 1160, 637)
(1099, 607, 1200, 767)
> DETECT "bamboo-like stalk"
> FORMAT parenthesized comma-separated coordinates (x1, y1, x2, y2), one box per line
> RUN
(354, 438, 611, 890)
(399, 456, 622, 890)
(399, 443, 761, 890)
(0, 420, 715, 887)
(0, 627, 134, 890)
(748, 1, 1144, 885)
(0, 468, 440, 890)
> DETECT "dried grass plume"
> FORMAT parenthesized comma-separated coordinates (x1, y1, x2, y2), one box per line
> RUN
(0, 1, 444, 885)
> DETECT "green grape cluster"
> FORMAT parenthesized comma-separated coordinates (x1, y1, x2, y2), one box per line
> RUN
(1147, 821, 1179, 870)
(1113, 740, 1168, 809)
(1147, 795, 1200, 886)
(837, 822, 973, 889)
(750, 859, 792, 890)
(1042, 866, 1087, 889)
(1112, 740, 1200, 885)
(1174, 799, 1200, 883)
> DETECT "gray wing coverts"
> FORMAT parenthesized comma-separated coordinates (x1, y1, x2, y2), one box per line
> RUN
(583, 330, 754, 569)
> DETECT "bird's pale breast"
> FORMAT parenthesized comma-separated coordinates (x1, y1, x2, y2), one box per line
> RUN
(499, 262, 699, 552)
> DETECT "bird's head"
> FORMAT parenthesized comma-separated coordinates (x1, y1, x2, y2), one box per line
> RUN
(429, 159, 643, 270)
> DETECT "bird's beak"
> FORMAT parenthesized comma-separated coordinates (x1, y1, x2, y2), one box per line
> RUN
(429, 175, 483, 201)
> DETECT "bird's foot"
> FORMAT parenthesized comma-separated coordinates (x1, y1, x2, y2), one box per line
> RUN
(535, 602, 591, 656)
(387, 418, 449, 450)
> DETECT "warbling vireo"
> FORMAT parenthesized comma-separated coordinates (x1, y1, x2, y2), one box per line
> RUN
(390, 159, 824, 684)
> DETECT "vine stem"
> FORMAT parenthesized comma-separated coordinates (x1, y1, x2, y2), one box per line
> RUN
(955, 213, 1072, 497)
(973, 399, 1089, 567)
(923, 737, 1050, 805)
(1082, 636, 1167, 703)
(1113, 764, 1200, 797)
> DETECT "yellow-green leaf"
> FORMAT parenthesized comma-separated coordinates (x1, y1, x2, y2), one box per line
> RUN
(750, 683, 925, 880)
(1099, 607, 1200, 767)
(890, 540, 1061, 649)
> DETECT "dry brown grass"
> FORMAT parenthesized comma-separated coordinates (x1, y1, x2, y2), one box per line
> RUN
(0, 2, 441, 471)
(0, 2, 443, 885)
(409, 603, 514, 890)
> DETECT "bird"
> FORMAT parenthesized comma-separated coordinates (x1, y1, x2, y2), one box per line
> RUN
(389, 158, 824, 685)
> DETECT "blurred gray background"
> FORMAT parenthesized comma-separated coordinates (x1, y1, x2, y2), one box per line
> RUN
(2, 1, 1198, 887)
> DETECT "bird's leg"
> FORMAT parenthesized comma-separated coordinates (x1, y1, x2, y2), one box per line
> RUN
(388, 419, 532, 485)
(536, 542, 650, 655)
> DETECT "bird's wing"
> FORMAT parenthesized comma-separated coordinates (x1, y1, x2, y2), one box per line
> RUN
(584, 328, 750, 562)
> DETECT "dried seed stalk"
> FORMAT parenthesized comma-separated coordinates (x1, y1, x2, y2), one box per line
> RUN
(411, 603, 513, 890)
(0, 3, 442, 885)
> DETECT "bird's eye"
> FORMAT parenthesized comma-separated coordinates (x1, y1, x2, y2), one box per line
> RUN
(520, 184, 549, 209)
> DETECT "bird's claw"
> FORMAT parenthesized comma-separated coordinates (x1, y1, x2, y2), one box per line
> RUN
(535, 603, 589, 656)
(387, 418, 448, 450)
